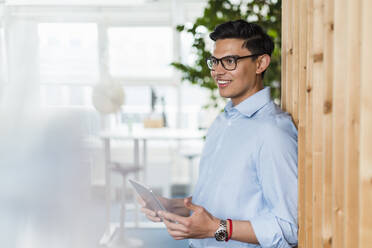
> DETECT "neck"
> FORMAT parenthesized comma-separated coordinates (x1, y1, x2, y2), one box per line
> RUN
(231, 79, 264, 106)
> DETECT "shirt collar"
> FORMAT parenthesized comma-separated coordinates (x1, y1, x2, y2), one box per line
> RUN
(224, 87, 271, 118)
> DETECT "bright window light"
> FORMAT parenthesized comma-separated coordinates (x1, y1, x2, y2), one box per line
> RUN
(38, 23, 99, 84)
(108, 26, 173, 78)
(180, 31, 197, 66)
(38, 23, 98, 106)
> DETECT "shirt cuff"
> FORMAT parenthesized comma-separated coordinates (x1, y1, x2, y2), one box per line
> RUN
(250, 213, 292, 248)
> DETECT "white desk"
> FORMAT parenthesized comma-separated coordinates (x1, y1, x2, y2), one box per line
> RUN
(100, 127, 205, 184)
(99, 127, 205, 245)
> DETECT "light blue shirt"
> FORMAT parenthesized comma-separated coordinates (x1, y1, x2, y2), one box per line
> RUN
(190, 87, 298, 248)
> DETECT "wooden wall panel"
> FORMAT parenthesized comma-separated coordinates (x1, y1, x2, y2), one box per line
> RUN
(344, 0, 361, 246)
(291, 0, 299, 127)
(321, 0, 334, 247)
(281, 0, 288, 111)
(304, 0, 313, 246)
(285, 0, 293, 115)
(332, 0, 347, 247)
(359, 0, 372, 246)
(297, 0, 308, 245)
(281, 0, 371, 247)
(311, 0, 324, 247)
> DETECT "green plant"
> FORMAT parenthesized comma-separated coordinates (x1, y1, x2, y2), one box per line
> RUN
(171, 0, 281, 109)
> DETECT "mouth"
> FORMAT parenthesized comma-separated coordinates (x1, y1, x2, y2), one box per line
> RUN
(217, 80, 232, 88)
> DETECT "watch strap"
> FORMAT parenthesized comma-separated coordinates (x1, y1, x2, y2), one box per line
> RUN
(226, 219, 232, 242)
(214, 219, 228, 241)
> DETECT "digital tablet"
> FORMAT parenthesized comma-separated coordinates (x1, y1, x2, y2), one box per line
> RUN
(129, 179, 167, 213)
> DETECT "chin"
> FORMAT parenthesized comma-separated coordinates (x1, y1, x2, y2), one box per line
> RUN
(218, 90, 231, 99)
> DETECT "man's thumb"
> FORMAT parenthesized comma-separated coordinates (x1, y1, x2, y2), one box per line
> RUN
(184, 197, 199, 211)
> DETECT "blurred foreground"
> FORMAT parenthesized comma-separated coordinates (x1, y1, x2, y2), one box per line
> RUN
(0, 103, 102, 248)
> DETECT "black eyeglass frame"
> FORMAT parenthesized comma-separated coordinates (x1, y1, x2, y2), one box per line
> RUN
(206, 54, 263, 71)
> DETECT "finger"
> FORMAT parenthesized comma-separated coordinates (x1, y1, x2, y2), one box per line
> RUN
(163, 218, 188, 232)
(184, 197, 201, 212)
(141, 208, 162, 222)
(174, 236, 186, 240)
(145, 214, 162, 222)
(136, 196, 146, 207)
(158, 211, 188, 226)
(167, 230, 188, 240)
(141, 207, 156, 217)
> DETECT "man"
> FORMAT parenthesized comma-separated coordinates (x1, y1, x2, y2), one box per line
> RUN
(140, 20, 298, 248)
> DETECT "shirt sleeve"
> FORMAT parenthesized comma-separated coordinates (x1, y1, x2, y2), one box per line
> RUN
(250, 126, 298, 248)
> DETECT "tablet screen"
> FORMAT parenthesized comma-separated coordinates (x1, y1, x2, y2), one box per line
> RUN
(129, 179, 166, 213)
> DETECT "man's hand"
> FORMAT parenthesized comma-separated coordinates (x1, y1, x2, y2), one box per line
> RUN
(158, 197, 220, 240)
(138, 195, 190, 222)
(138, 195, 169, 222)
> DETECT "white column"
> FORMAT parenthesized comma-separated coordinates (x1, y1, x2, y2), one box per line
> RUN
(0, 2, 7, 102)
(97, 21, 111, 130)
(171, 0, 184, 129)
(2, 12, 40, 115)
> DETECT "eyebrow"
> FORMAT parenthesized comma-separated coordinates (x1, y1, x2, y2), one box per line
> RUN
(211, 55, 240, 59)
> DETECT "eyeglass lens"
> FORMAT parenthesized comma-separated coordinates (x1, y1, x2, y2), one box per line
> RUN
(207, 57, 236, 70)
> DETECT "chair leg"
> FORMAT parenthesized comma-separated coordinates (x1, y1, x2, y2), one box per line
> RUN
(119, 175, 127, 239)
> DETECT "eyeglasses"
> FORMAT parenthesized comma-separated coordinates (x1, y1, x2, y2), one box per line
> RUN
(206, 54, 263, 71)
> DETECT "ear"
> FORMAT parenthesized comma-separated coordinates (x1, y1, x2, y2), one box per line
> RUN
(256, 54, 271, 75)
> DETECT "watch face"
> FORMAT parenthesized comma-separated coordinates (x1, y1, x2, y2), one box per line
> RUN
(215, 219, 228, 241)
(215, 229, 227, 241)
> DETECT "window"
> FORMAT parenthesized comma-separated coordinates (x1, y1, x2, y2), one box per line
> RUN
(180, 28, 197, 67)
(38, 23, 99, 106)
(39, 23, 99, 84)
(108, 26, 173, 78)
(36, 21, 209, 128)
(40, 85, 92, 106)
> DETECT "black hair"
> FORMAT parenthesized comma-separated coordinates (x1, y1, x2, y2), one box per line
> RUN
(209, 20, 274, 78)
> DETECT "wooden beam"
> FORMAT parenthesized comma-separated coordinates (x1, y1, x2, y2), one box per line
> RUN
(281, 0, 288, 111)
(311, 0, 324, 247)
(285, 0, 293, 114)
(332, 0, 348, 247)
(321, 0, 334, 247)
(344, 0, 361, 247)
(282, 1, 372, 247)
(305, 0, 314, 246)
(359, 0, 372, 246)
(291, 0, 299, 127)
(297, 0, 308, 245)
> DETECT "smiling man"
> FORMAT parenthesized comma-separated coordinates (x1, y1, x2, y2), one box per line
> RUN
(140, 20, 298, 248)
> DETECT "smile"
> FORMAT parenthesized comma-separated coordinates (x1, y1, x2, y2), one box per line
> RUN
(217, 80, 231, 88)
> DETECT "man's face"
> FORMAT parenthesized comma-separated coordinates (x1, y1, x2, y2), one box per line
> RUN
(211, 38, 261, 106)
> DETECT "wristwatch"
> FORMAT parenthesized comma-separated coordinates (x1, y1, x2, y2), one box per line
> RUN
(214, 219, 228, 241)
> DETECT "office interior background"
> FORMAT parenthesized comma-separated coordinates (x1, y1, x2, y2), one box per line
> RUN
(4, 0, 372, 248)
(0, 0, 221, 247)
